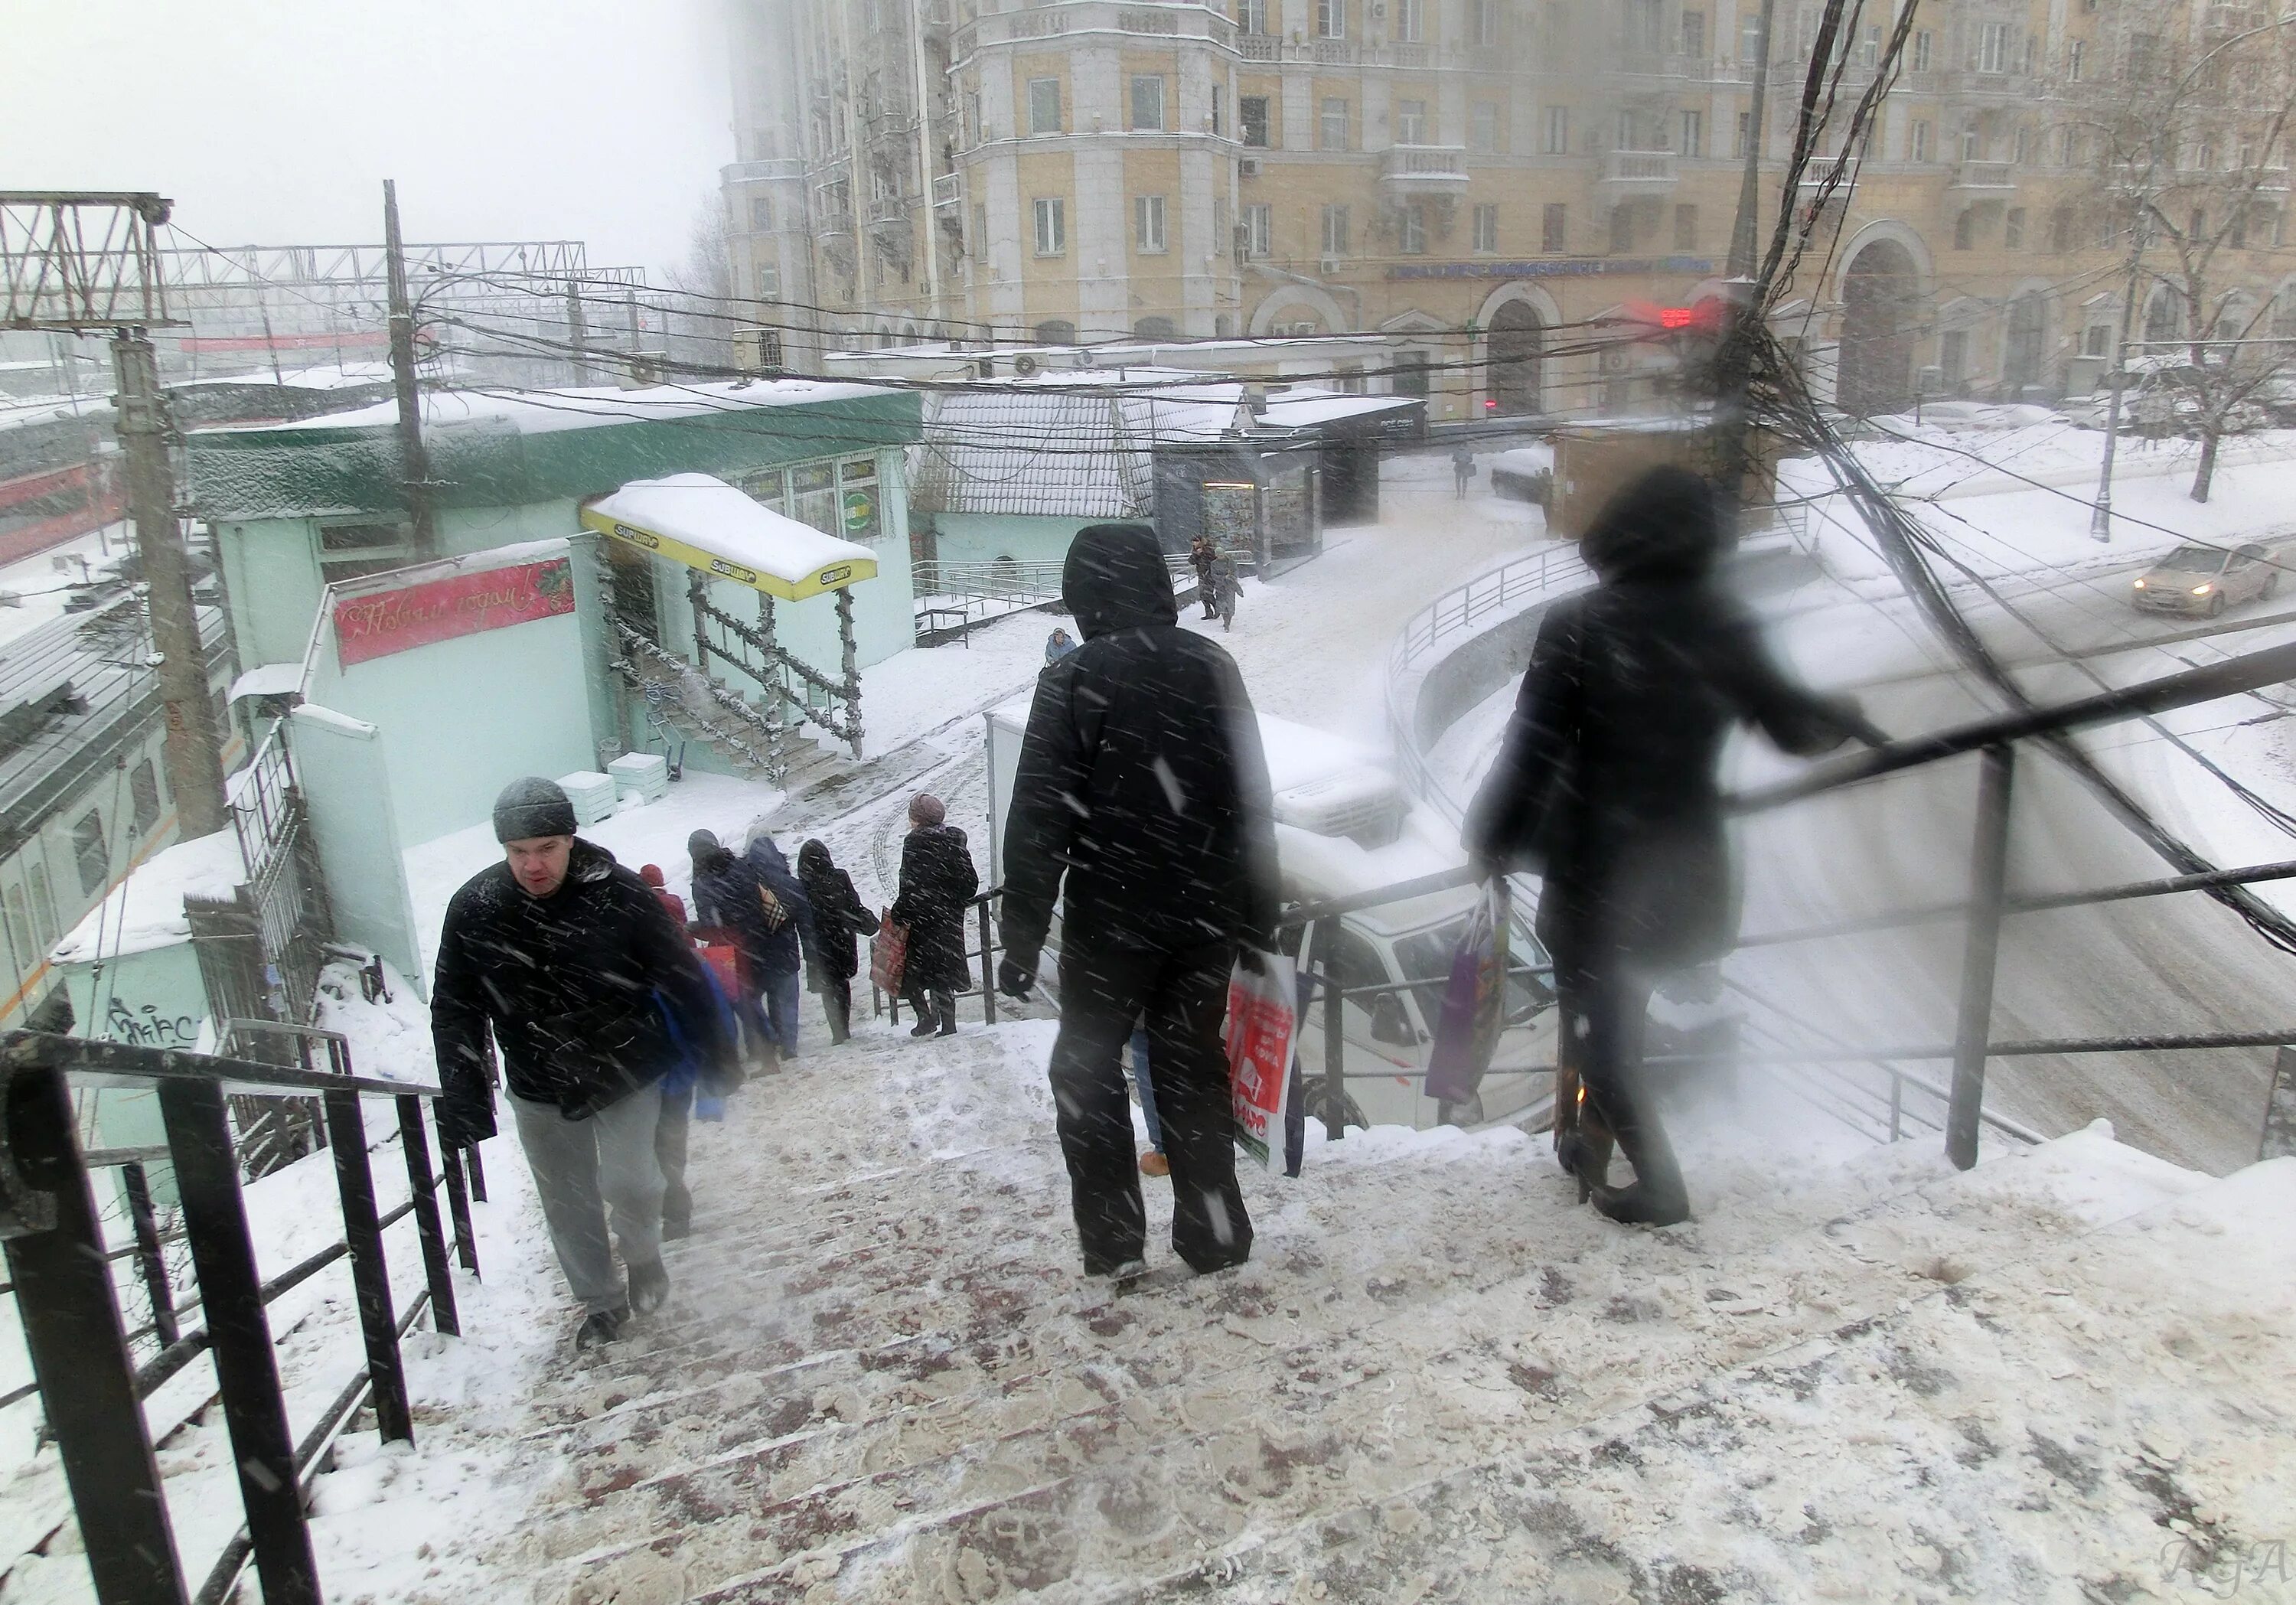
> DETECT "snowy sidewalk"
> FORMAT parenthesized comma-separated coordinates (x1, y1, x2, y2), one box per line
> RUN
(323, 1016, 2296, 1604)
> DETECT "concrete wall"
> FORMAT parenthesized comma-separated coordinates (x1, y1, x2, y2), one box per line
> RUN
(289, 703, 426, 993)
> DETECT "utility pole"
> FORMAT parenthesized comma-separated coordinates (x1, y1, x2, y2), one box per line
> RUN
(2092, 219, 2149, 542)
(625, 289, 643, 383)
(566, 281, 590, 385)
(383, 181, 439, 556)
(114, 331, 228, 835)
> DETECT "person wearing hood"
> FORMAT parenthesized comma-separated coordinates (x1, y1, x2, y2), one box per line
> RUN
(797, 838, 878, 1044)
(1464, 467, 1883, 1228)
(432, 778, 738, 1348)
(998, 521, 1280, 1281)
(687, 830, 784, 1065)
(740, 829, 818, 1057)
(889, 794, 979, 1036)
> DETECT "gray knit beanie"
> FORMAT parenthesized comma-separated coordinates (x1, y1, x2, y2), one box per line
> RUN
(493, 777, 576, 843)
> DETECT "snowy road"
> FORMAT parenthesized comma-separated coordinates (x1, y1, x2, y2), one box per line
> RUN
(1440, 545, 2296, 1176)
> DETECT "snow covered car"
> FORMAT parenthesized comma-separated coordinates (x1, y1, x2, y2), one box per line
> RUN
(2131, 542, 2281, 617)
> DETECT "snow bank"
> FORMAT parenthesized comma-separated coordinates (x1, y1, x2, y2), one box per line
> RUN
(51, 830, 246, 964)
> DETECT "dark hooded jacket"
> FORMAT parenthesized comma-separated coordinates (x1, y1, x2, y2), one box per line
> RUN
(1464, 467, 1874, 971)
(892, 822, 978, 992)
(735, 833, 816, 980)
(797, 840, 878, 984)
(1000, 522, 1281, 965)
(431, 838, 734, 1143)
(689, 833, 782, 978)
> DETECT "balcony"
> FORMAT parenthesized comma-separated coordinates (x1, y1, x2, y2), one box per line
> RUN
(1238, 31, 1279, 59)
(1799, 155, 1860, 190)
(1379, 145, 1471, 197)
(720, 158, 804, 186)
(1600, 148, 1679, 188)
(1950, 159, 2017, 193)
(931, 173, 962, 209)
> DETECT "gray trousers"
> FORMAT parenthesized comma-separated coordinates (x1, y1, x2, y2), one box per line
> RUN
(510, 1088, 666, 1314)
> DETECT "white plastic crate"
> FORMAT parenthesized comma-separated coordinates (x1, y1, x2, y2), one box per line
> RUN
(608, 752, 670, 802)
(557, 770, 619, 827)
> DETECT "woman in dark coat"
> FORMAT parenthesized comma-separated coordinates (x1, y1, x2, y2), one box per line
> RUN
(687, 830, 778, 1066)
(889, 793, 980, 1038)
(1465, 466, 1881, 1227)
(797, 838, 878, 1045)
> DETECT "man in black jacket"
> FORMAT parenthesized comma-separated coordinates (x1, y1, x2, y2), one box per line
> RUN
(433, 778, 736, 1347)
(998, 523, 1280, 1280)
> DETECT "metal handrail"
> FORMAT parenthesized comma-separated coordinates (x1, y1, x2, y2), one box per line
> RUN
(0, 1027, 477, 1605)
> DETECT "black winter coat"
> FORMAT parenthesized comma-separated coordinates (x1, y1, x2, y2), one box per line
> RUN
(891, 824, 978, 992)
(432, 840, 734, 1144)
(1464, 577, 1862, 973)
(692, 849, 784, 979)
(1001, 522, 1280, 966)
(797, 852, 877, 984)
(739, 837, 816, 980)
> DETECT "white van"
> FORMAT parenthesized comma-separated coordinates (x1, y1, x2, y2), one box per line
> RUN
(983, 700, 1560, 1134)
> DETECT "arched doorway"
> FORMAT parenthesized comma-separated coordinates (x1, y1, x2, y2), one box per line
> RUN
(1838, 239, 1919, 415)
(2004, 292, 2049, 396)
(1488, 301, 1544, 415)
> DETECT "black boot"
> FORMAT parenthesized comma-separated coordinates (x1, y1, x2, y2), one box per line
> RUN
(576, 1306, 629, 1349)
(1584, 1088, 1689, 1227)
(627, 1258, 670, 1315)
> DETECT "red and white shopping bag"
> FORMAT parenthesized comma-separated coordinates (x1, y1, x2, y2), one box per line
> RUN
(1225, 950, 1299, 1169)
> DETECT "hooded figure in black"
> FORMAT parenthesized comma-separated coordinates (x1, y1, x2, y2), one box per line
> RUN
(797, 838, 879, 1044)
(890, 794, 978, 1036)
(1000, 521, 1280, 1278)
(1465, 468, 1880, 1226)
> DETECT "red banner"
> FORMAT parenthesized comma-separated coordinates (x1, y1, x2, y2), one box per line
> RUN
(333, 556, 575, 667)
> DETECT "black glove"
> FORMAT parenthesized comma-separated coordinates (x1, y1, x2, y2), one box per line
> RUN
(1234, 946, 1269, 977)
(435, 1088, 497, 1149)
(997, 954, 1037, 999)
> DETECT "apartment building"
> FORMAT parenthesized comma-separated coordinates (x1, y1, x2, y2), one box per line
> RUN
(722, 0, 2296, 419)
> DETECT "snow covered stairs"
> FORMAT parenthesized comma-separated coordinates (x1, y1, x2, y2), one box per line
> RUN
(472, 1026, 2296, 1604)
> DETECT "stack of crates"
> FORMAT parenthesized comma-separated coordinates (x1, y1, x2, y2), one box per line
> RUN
(557, 771, 619, 827)
(608, 752, 670, 805)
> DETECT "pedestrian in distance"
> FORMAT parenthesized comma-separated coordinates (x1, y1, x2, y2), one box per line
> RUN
(999, 520, 1281, 1284)
(688, 830, 787, 1068)
(1189, 533, 1220, 619)
(797, 838, 879, 1046)
(1208, 549, 1240, 631)
(890, 793, 979, 1037)
(641, 861, 704, 1239)
(639, 863, 687, 925)
(432, 778, 739, 1349)
(1451, 445, 1476, 498)
(1463, 467, 1883, 1229)
(1045, 625, 1078, 664)
(740, 827, 820, 1059)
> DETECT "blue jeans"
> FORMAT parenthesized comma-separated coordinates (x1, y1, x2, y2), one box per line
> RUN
(1128, 1026, 1162, 1150)
(761, 968, 803, 1056)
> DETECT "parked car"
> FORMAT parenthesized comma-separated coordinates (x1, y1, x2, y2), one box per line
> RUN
(2131, 541, 2282, 617)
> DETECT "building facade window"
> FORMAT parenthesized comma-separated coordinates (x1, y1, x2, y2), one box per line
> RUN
(1034, 197, 1066, 255)
(1394, 0, 1423, 42)
(1978, 22, 2011, 74)
(1680, 109, 1703, 156)
(1316, 0, 1344, 39)
(1912, 29, 1932, 71)
(2069, 38, 2085, 80)
(1953, 208, 1974, 250)
(1322, 203, 1351, 256)
(1469, 102, 1499, 152)
(1321, 96, 1351, 149)
(129, 760, 161, 835)
(2049, 205, 2073, 251)
(1244, 202, 1271, 256)
(1542, 201, 1567, 251)
(1736, 110, 1753, 158)
(1911, 119, 1930, 162)
(757, 262, 781, 298)
(1136, 194, 1167, 252)
(1740, 11, 1764, 62)
(1214, 196, 1230, 252)
(1674, 203, 1698, 250)
(1858, 23, 1880, 66)
(2004, 207, 2025, 249)
(1544, 106, 1570, 154)
(1626, 0, 1664, 53)
(1241, 95, 1270, 146)
(1029, 77, 1062, 135)
(748, 196, 774, 231)
(318, 521, 417, 585)
(1035, 318, 1078, 344)
(1473, 0, 1499, 45)
(1212, 85, 1225, 135)
(1396, 99, 1427, 144)
(1130, 75, 1165, 130)
(72, 811, 108, 895)
(1236, 0, 1267, 31)
(1473, 204, 1499, 252)
(1609, 204, 1634, 253)
(1681, 9, 1705, 57)
(1401, 204, 1427, 253)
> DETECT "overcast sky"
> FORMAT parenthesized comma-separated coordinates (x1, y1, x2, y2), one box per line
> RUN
(2, 0, 736, 278)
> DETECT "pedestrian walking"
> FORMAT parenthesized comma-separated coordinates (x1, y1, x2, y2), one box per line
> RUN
(797, 838, 879, 1045)
(688, 830, 786, 1067)
(999, 521, 1280, 1281)
(639, 863, 687, 925)
(1451, 445, 1476, 498)
(640, 861, 700, 1238)
(1463, 468, 1881, 1228)
(432, 778, 738, 1347)
(741, 828, 820, 1057)
(890, 793, 979, 1036)
(1189, 533, 1219, 619)
(1208, 550, 1239, 631)
(1045, 625, 1077, 664)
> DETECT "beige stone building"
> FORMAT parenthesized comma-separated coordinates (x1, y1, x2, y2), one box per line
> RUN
(721, 0, 2296, 422)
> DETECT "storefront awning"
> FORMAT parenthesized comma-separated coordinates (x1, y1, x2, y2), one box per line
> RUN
(580, 473, 877, 601)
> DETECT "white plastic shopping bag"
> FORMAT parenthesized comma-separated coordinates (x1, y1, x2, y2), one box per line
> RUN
(1226, 950, 1298, 1169)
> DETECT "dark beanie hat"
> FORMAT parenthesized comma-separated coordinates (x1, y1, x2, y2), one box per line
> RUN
(687, 828, 722, 862)
(493, 777, 576, 843)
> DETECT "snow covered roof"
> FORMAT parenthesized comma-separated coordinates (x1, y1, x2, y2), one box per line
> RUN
(581, 475, 876, 600)
(188, 362, 397, 392)
(230, 661, 306, 703)
(52, 830, 248, 964)
(207, 377, 898, 439)
(912, 380, 1245, 517)
(1258, 392, 1423, 428)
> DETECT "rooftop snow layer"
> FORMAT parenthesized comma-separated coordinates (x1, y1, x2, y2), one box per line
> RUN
(207, 377, 896, 439)
(52, 829, 247, 964)
(583, 475, 874, 592)
(1258, 391, 1424, 427)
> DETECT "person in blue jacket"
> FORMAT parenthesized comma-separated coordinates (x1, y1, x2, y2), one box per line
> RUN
(740, 826, 818, 1056)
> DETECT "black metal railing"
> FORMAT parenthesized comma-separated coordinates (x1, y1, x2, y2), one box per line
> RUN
(1278, 633, 2296, 1169)
(0, 1024, 480, 1605)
